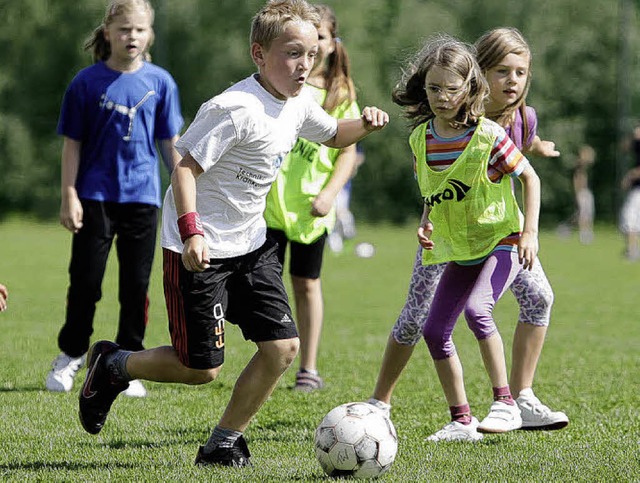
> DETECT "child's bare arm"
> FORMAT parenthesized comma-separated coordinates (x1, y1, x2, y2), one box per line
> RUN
(311, 144, 357, 217)
(417, 205, 435, 250)
(59, 137, 84, 233)
(324, 107, 389, 149)
(171, 154, 209, 272)
(0, 283, 7, 312)
(158, 135, 182, 173)
(517, 164, 541, 270)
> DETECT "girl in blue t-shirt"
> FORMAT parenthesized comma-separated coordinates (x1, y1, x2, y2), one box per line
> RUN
(45, 0, 183, 398)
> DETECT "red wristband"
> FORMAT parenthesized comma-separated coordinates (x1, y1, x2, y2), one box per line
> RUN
(177, 212, 204, 243)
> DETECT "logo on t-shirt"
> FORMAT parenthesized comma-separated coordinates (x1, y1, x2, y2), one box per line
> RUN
(99, 90, 156, 141)
(423, 179, 471, 208)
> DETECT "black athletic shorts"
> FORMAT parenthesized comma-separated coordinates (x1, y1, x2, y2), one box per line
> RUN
(266, 228, 327, 279)
(163, 238, 298, 370)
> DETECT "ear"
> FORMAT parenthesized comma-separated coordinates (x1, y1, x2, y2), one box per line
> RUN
(102, 25, 110, 42)
(251, 42, 265, 67)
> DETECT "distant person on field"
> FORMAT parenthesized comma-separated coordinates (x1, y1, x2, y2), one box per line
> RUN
(620, 125, 640, 260)
(264, 3, 361, 391)
(76, 0, 388, 468)
(46, 0, 183, 398)
(0, 283, 8, 312)
(573, 144, 595, 244)
(327, 144, 365, 253)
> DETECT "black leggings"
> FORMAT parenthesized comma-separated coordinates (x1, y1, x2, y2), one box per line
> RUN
(57, 200, 158, 357)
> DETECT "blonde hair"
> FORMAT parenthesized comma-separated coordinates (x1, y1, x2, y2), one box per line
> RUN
(250, 0, 320, 51)
(475, 27, 532, 133)
(392, 34, 488, 130)
(314, 4, 356, 113)
(84, 0, 155, 63)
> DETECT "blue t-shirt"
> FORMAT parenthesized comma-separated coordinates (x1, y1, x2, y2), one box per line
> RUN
(57, 61, 184, 207)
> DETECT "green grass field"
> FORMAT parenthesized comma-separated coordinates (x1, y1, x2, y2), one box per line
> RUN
(0, 219, 638, 482)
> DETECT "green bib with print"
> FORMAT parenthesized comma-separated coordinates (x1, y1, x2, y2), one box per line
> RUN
(264, 86, 360, 244)
(410, 117, 521, 265)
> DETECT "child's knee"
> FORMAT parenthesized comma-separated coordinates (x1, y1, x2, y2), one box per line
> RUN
(422, 326, 453, 359)
(183, 366, 221, 385)
(260, 337, 299, 370)
(464, 305, 496, 339)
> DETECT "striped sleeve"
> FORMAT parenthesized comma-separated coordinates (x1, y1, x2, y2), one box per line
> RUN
(488, 129, 530, 182)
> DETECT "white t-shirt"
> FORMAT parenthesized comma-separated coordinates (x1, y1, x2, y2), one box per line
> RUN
(161, 75, 339, 258)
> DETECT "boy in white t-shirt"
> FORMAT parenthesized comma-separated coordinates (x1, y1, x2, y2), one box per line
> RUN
(77, 0, 388, 468)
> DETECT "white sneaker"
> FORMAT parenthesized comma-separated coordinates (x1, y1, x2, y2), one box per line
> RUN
(45, 353, 85, 392)
(427, 417, 483, 442)
(516, 389, 569, 430)
(123, 379, 147, 398)
(478, 401, 522, 433)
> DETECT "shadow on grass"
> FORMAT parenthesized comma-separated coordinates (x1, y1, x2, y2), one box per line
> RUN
(0, 461, 138, 471)
(0, 386, 46, 392)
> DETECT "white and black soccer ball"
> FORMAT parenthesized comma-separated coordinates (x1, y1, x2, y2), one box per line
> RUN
(315, 402, 398, 479)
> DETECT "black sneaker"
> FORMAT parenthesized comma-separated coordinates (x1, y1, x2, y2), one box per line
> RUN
(194, 435, 252, 467)
(78, 340, 129, 435)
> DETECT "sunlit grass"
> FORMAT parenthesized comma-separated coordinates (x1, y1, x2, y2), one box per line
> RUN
(0, 219, 637, 481)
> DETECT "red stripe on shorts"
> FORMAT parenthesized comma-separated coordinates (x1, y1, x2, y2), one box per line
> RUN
(163, 249, 189, 366)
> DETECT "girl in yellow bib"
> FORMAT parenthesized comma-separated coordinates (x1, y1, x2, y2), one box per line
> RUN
(263, 4, 360, 391)
(393, 35, 541, 441)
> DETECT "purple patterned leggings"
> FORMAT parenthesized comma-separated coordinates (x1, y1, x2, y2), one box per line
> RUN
(391, 246, 554, 348)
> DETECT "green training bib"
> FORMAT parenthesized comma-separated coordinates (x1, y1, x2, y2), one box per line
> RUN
(264, 86, 360, 244)
(410, 118, 521, 265)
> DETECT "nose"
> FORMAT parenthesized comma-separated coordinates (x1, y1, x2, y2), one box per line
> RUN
(301, 54, 314, 71)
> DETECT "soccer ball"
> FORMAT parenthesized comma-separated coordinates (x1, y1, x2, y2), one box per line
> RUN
(315, 402, 398, 479)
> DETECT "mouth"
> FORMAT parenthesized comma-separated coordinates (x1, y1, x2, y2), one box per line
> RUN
(503, 89, 518, 96)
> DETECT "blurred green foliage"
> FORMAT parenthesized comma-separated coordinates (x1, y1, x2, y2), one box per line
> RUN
(1, 0, 638, 224)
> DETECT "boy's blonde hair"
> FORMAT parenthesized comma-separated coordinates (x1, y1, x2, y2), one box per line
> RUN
(250, 0, 320, 50)
(85, 0, 155, 63)
(475, 27, 532, 133)
(392, 34, 488, 130)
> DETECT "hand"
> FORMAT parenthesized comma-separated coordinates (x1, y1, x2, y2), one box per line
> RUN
(59, 192, 83, 233)
(361, 106, 389, 132)
(417, 221, 435, 250)
(529, 137, 560, 158)
(518, 231, 539, 270)
(181, 235, 210, 272)
(310, 191, 333, 217)
(0, 283, 7, 312)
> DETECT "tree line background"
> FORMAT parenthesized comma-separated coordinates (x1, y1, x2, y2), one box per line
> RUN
(1, 0, 638, 226)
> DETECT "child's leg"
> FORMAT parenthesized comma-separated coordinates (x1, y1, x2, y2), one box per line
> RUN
(115, 203, 158, 352)
(464, 251, 522, 390)
(508, 261, 554, 395)
(464, 251, 523, 433)
(423, 262, 481, 405)
(371, 249, 445, 405)
(59, 200, 114, 357)
(218, 338, 299, 431)
(288, 235, 326, 390)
